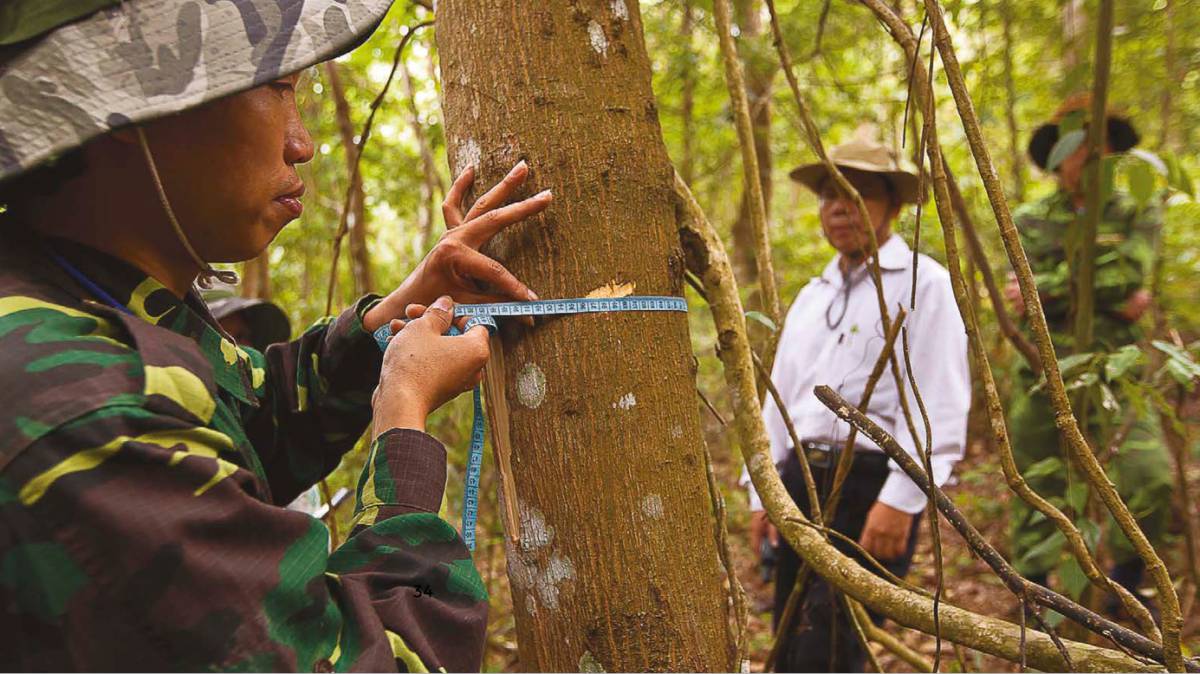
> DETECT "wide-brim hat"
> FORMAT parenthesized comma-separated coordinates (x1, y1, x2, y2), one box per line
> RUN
(0, 0, 394, 182)
(788, 137, 923, 205)
(1028, 91, 1139, 171)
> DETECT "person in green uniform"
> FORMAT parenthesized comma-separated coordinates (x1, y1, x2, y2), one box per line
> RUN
(1005, 92, 1172, 610)
(0, 1, 553, 670)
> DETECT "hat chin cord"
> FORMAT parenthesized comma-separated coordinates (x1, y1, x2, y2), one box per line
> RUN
(135, 127, 239, 290)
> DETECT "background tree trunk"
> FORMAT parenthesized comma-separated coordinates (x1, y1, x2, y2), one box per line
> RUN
(437, 1, 736, 671)
(400, 52, 446, 251)
(679, 0, 697, 186)
(241, 250, 271, 299)
(323, 61, 374, 295)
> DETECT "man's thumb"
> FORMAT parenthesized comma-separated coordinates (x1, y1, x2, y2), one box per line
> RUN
(415, 295, 455, 334)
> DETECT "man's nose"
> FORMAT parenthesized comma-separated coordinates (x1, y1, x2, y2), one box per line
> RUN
(285, 116, 315, 166)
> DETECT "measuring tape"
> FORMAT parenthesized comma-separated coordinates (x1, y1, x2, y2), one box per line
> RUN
(372, 295, 687, 550)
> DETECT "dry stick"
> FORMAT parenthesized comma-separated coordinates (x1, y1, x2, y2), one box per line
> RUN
(324, 20, 433, 317)
(857, 0, 1164, 647)
(848, 597, 935, 673)
(703, 440, 749, 670)
(674, 172, 1155, 673)
(711, 0, 782, 353)
(918, 0, 1181, 664)
(813, 384, 1176, 670)
(946, 171, 1041, 370)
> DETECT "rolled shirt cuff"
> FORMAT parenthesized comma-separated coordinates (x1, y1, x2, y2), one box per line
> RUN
(368, 428, 447, 514)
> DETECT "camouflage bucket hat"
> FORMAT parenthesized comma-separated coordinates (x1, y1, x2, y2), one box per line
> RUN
(0, 0, 395, 182)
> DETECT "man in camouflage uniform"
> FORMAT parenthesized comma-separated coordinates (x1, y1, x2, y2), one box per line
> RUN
(0, 1, 552, 670)
(1006, 93, 1172, 607)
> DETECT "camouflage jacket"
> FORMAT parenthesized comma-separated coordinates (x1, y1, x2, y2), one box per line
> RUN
(1013, 189, 1160, 352)
(0, 230, 487, 671)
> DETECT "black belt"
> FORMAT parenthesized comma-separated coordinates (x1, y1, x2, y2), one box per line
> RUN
(798, 440, 889, 471)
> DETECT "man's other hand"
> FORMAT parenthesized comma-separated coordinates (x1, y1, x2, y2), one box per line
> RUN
(751, 510, 779, 560)
(365, 161, 552, 332)
(858, 501, 913, 561)
(1116, 288, 1152, 322)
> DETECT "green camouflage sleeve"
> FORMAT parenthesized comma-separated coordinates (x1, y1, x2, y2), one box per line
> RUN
(242, 296, 385, 505)
(0, 408, 487, 672)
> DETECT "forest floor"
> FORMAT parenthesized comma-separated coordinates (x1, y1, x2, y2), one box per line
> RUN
(478, 415, 1200, 672)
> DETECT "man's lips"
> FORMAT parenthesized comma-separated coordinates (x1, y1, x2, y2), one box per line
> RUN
(274, 183, 305, 217)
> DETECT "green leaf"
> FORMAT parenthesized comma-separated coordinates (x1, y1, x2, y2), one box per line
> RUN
(1152, 340, 1200, 388)
(1057, 352, 1096, 377)
(1125, 157, 1157, 207)
(1165, 153, 1196, 197)
(744, 311, 777, 332)
(1128, 148, 1168, 176)
(1057, 558, 1090, 600)
(1046, 129, 1086, 172)
(1066, 481, 1089, 513)
(1100, 155, 1119, 204)
(1104, 345, 1144, 381)
(1018, 530, 1066, 571)
(1099, 383, 1120, 413)
(1079, 519, 1102, 551)
(1023, 456, 1065, 480)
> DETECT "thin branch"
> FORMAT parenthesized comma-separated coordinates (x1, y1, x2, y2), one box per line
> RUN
(703, 439, 748, 670)
(711, 0, 783, 350)
(324, 20, 434, 316)
(848, 597, 935, 672)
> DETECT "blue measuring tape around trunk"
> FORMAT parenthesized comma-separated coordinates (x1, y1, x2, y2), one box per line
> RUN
(372, 295, 687, 550)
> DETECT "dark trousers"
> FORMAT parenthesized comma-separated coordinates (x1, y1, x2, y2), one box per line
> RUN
(772, 451, 921, 672)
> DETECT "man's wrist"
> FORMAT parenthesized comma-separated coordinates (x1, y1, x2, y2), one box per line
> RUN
(373, 391, 430, 437)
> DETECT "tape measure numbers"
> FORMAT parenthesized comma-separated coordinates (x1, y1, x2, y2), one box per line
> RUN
(372, 295, 688, 550)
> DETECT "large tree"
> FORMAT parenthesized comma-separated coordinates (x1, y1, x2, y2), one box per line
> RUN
(436, 1, 738, 670)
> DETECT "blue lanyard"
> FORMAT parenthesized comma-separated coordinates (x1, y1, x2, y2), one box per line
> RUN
(46, 249, 134, 316)
(373, 295, 688, 550)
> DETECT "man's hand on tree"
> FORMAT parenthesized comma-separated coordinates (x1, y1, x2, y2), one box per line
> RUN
(1116, 288, 1152, 323)
(858, 501, 912, 561)
(371, 296, 490, 435)
(365, 162, 552, 332)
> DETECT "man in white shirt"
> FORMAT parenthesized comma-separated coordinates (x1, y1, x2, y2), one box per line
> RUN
(745, 137, 970, 671)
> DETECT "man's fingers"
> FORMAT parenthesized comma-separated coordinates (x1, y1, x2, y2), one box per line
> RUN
(442, 166, 475, 230)
(464, 160, 528, 222)
(459, 189, 552, 249)
(413, 295, 455, 334)
(458, 248, 538, 302)
(405, 304, 427, 320)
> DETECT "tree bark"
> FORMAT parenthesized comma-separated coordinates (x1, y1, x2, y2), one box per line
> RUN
(323, 61, 374, 295)
(436, 2, 736, 670)
(1000, 0, 1025, 200)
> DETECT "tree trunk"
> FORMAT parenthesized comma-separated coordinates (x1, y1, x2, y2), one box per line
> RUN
(436, 2, 736, 671)
(1160, 0, 1178, 152)
(729, 0, 775, 295)
(323, 61, 374, 295)
(1001, 0, 1024, 200)
(241, 250, 271, 300)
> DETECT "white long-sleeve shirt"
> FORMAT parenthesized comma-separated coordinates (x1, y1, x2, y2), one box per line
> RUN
(742, 234, 970, 514)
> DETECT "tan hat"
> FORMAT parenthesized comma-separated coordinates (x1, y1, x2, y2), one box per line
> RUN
(788, 137, 922, 204)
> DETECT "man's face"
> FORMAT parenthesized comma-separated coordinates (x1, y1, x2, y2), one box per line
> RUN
(1056, 136, 1113, 197)
(817, 170, 898, 260)
(138, 72, 313, 262)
